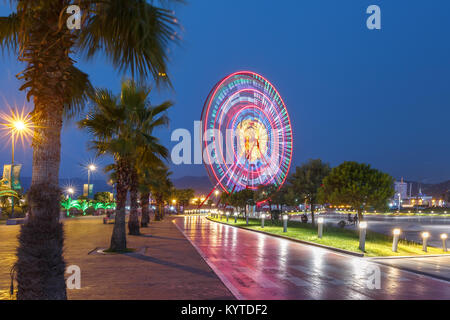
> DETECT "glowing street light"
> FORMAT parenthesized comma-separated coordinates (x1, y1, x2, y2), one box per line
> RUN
(421, 232, 430, 252)
(1, 108, 33, 219)
(440, 233, 447, 252)
(66, 187, 75, 198)
(359, 221, 368, 252)
(318, 217, 324, 238)
(283, 214, 288, 233)
(392, 228, 401, 252)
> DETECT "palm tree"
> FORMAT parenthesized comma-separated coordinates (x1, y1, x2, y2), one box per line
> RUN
(149, 166, 173, 221)
(79, 80, 171, 243)
(120, 80, 171, 235)
(0, 1, 178, 299)
(137, 161, 166, 227)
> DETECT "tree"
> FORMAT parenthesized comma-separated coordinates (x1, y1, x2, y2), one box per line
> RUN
(288, 159, 331, 225)
(149, 166, 172, 221)
(230, 189, 255, 217)
(319, 161, 394, 221)
(94, 192, 112, 203)
(137, 161, 167, 227)
(176, 189, 195, 211)
(120, 80, 172, 235)
(60, 197, 77, 217)
(72, 200, 90, 216)
(1, 0, 179, 299)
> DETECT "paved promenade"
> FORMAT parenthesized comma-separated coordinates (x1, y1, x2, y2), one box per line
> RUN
(174, 216, 450, 300)
(0, 215, 234, 300)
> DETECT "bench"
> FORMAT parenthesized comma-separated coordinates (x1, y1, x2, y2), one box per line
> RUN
(103, 213, 116, 224)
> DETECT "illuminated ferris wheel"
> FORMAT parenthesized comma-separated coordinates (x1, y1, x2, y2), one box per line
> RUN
(201, 71, 293, 194)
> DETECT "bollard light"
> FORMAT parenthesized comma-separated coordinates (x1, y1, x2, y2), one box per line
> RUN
(261, 213, 265, 228)
(234, 212, 238, 223)
(359, 221, 367, 252)
(441, 233, 448, 252)
(226, 211, 230, 222)
(317, 217, 324, 238)
(392, 228, 401, 252)
(421, 232, 430, 252)
(282, 214, 288, 233)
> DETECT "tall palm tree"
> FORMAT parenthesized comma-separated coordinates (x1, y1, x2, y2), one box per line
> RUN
(149, 166, 172, 221)
(79, 80, 171, 243)
(121, 80, 171, 235)
(0, 1, 178, 299)
(137, 161, 166, 227)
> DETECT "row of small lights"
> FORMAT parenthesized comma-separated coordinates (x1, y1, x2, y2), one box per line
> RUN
(209, 211, 448, 253)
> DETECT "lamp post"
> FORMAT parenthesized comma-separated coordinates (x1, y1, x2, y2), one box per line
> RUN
(359, 221, 367, 252)
(421, 232, 430, 252)
(318, 217, 324, 238)
(87, 164, 96, 199)
(9, 119, 26, 218)
(441, 234, 448, 252)
(261, 213, 265, 228)
(283, 214, 288, 233)
(67, 187, 74, 199)
(226, 211, 230, 222)
(392, 228, 401, 252)
(234, 212, 238, 223)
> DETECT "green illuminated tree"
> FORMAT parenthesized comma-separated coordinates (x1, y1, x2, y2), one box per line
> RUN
(0, 0, 179, 299)
(60, 197, 78, 217)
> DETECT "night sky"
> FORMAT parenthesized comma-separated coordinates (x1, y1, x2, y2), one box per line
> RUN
(0, 1, 449, 184)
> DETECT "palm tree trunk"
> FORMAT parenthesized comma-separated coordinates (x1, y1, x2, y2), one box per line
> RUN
(128, 168, 140, 235)
(140, 192, 150, 227)
(16, 101, 67, 300)
(110, 159, 128, 251)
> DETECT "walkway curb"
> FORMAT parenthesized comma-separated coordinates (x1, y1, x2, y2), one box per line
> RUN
(206, 217, 364, 257)
(368, 254, 450, 260)
(372, 260, 450, 283)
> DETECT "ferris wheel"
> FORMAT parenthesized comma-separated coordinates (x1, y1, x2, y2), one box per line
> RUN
(201, 71, 293, 195)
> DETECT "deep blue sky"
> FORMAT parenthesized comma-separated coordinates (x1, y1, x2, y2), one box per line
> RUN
(0, 1, 449, 184)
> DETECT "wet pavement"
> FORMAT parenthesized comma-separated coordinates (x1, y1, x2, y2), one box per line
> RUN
(0, 216, 234, 300)
(371, 256, 450, 282)
(174, 215, 450, 300)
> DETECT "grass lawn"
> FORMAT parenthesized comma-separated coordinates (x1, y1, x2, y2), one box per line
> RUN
(209, 216, 449, 257)
(287, 211, 450, 217)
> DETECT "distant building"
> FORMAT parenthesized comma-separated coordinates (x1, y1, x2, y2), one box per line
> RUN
(394, 178, 408, 200)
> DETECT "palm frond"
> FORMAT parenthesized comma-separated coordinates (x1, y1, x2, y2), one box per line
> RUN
(63, 66, 94, 120)
(78, 0, 179, 84)
(0, 12, 20, 53)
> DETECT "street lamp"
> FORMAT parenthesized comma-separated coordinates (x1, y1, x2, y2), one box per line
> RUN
(87, 164, 96, 198)
(359, 221, 368, 252)
(261, 213, 265, 228)
(67, 187, 74, 198)
(392, 228, 401, 252)
(1, 109, 33, 219)
(421, 232, 430, 252)
(282, 214, 288, 233)
(226, 211, 230, 222)
(234, 212, 238, 223)
(318, 217, 324, 238)
(441, 234, 448, 252)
